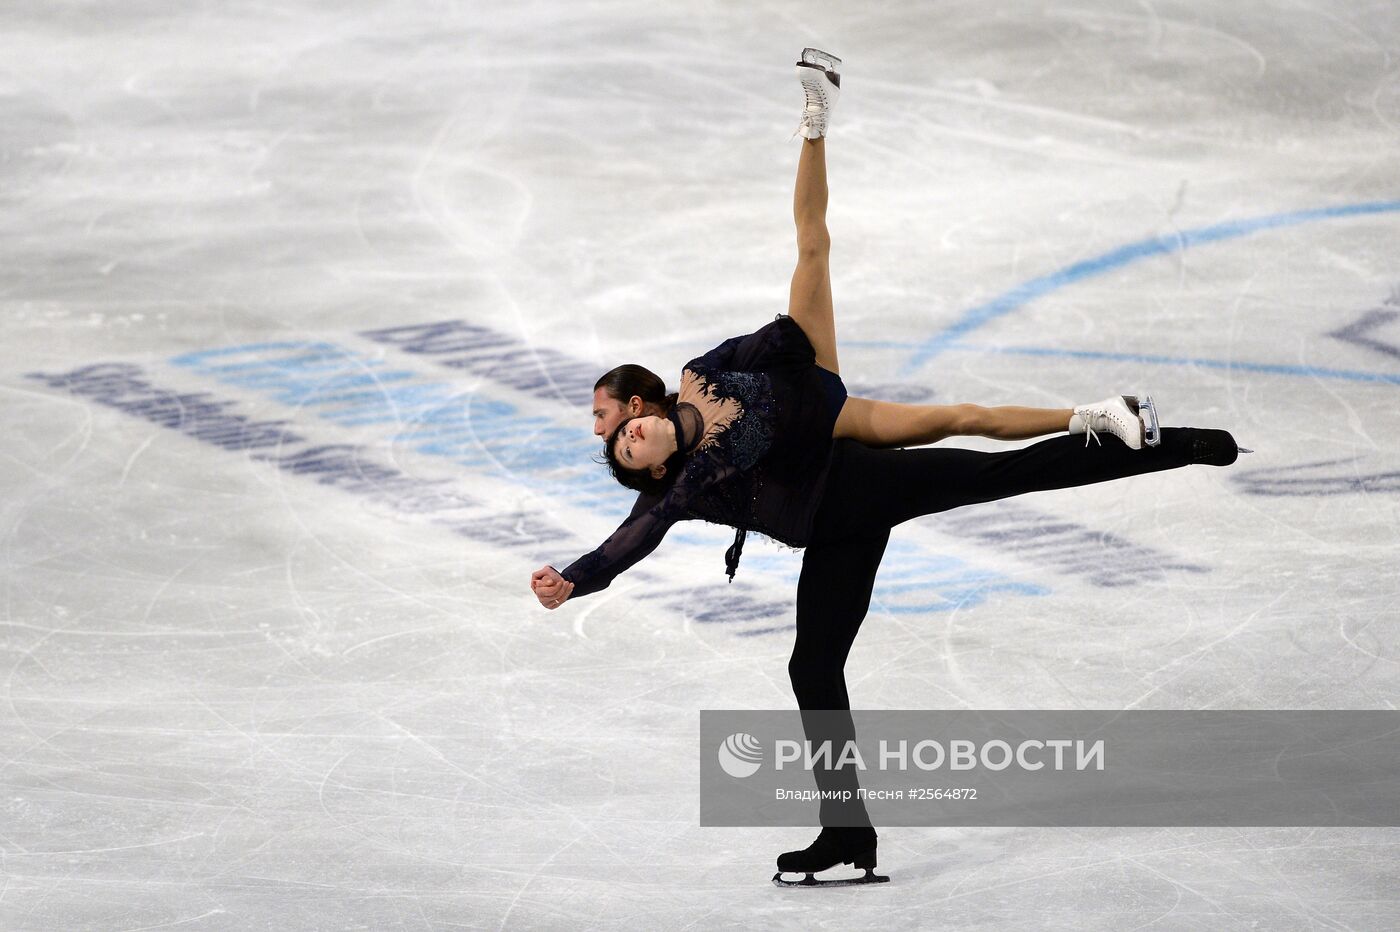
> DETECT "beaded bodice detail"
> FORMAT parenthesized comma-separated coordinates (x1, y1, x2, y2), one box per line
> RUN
(674, 366, 776, 470)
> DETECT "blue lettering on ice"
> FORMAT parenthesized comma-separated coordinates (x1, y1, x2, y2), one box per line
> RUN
(29, 317, 1217, 638)
(935, 501, 1208, 587)
(1233, 458, 1400, 497)
(26, 321, 1181, 620)
(23, 364, 572, 549)
(162, 325, 1061, 629)
(359, 320, 602, 404)
(24, 363, 304, 451)
(169, 341, 619, 503)
(1328, 306, 1400, 362)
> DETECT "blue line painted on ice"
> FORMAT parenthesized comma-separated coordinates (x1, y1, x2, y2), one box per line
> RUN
(903, 199, 1400, 373)
(957, 344, 1400, 385)
(845, 338, 1400, 386)
(849, 337, 1400, 386)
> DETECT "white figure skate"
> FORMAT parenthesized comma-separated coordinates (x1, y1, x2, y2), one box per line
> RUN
(794, 48, 841, 139)
(1070, 394, 1161, 450)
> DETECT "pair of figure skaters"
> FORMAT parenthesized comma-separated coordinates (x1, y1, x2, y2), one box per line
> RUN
(530, 50, 1241, 887)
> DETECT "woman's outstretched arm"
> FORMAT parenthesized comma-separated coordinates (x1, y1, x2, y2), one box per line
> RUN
(834, 396, 1073, 448)
(529, 456, 740, 608)
(787, 137, 839, 373)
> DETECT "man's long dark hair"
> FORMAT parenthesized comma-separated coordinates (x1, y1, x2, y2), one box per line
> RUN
(594, 365, 676, 412)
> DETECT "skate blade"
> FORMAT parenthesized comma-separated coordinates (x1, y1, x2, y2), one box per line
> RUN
(1123, 394, 1162, 448)
(772, 868, 889, 888)
(799, 47, 842, 72)
(1138, 394, 1161, 447)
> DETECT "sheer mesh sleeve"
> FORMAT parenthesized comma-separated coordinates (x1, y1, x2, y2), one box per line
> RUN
(558, 454, 737, 598)
(625, 489, 663, 521)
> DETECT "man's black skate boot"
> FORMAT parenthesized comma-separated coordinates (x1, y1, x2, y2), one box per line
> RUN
(773, 826, 888, 887)
(1188, 428, 1241, 467)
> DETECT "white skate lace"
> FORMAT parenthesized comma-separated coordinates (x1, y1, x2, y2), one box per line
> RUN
(1079, 408, 1137, 447)
(793, 74, 830, 139)
(1100, 407, 1144, 447)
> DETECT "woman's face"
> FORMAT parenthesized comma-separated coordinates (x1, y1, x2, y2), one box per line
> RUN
(613, 415, 671, 474)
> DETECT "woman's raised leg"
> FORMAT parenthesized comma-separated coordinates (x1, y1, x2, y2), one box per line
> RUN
(787, 137, 838, 373)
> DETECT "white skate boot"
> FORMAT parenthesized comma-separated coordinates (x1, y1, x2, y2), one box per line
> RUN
(794, 48, 841, 139)
(1069, 394, 1161, 450)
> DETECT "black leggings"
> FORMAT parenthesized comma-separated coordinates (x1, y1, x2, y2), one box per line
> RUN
(788, 427, 1229, 825)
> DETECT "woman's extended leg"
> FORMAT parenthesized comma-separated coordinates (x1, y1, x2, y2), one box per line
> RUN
(787, 137, 838, 373)
(835, 396, 1074, 447)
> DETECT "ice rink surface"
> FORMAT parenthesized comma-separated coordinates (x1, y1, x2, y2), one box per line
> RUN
(3, 1, 1399, 928)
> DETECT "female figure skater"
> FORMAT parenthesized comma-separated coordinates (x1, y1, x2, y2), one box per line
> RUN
(531, 51, 1239, 886)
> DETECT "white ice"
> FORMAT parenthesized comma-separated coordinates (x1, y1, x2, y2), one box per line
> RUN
(2, 1, 1399, 929)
